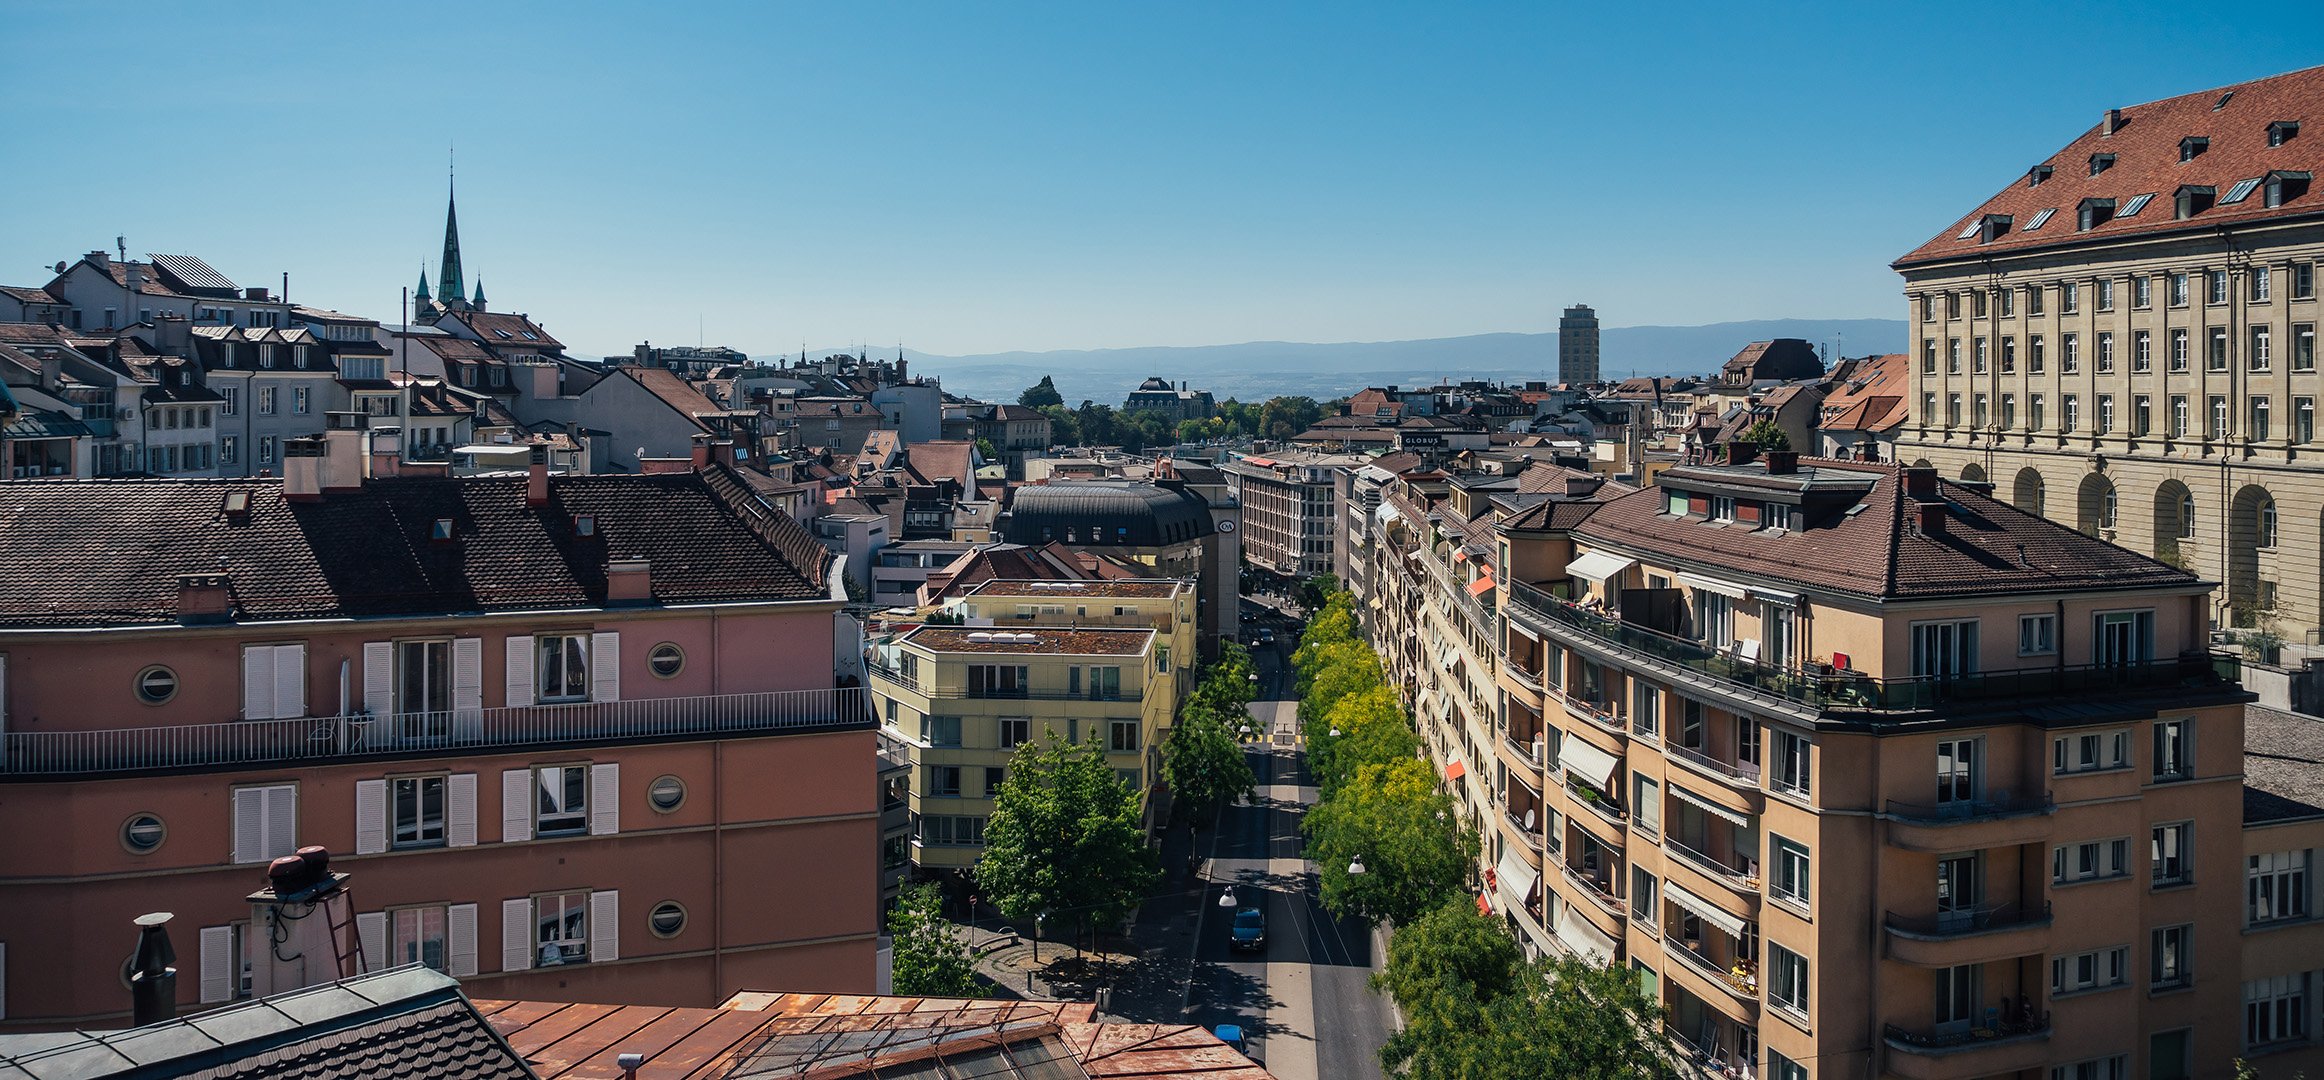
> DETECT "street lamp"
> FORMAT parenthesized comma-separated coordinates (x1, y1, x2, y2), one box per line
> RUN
(1329, 728, 1341, 738)
(1348, 857, 1367, 876)
(1220, 886, 1238, 909)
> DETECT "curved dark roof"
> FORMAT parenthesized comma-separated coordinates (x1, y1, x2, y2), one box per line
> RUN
(1002, 481, 1213, 548)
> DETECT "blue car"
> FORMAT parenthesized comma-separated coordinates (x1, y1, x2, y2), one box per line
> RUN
(1212, 1025, 1247, 1055)
(1230, 907, 1267, 951)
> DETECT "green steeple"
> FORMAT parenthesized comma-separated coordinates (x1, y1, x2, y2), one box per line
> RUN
(472, 277, 486, 308)
(416, 268, 431, 302)
(439, 180, 465, 307)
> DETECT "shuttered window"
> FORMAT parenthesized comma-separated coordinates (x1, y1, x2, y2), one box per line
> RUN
(504, 890, 617, 971)
(231, 784, 297, 864)
(240, 644, 307, 720)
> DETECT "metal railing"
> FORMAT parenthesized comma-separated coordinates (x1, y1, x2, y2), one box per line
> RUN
(1884, 901, 2052, 938)
(1567, 781, 1629, 828)
(1558, 861, 1627, 916)
(1505, 579, 2239, 714)
(2, 687, 866, 776)
(1665, 938, 1759, 999)
(1666, 742, 1762, 786)
(1665, 837, 1760, 891)
(1500, 805, 1546, 852)
(1884, 792, 2054, 824)
(1504, 731, 1548, 772)
(1884, 1013, 2051, 1052)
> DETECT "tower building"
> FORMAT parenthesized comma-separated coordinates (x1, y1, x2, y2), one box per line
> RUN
(1559, 304, 1601, 385)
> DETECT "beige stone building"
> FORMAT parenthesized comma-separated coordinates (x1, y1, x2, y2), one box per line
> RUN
(1892, 64, 2323, 635)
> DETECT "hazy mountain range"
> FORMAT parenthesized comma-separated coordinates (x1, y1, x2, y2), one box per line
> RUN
(857, 318, 1907, 406)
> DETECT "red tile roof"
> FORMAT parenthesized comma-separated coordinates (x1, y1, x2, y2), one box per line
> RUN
(625, 366, 732, 431)
(1896, 64, 2324, 267)
(447, 310, 563, 350)
(1819, 353, 1909, 434)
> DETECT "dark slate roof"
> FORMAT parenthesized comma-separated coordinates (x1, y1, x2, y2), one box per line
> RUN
(0, 467, 832, 628)
(1574, 460, 2202, 602)
(2246, 705, 2324, 824)
(1000, 480, 1213, 548)
(0, 966, 530, 1080)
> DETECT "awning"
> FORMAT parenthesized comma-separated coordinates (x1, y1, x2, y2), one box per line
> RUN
(4, 409, 92, 439)
(1416, 689, 1440, 720)
(1564, 551, 1636, 583)
(1436, 645, 1457, 672)
(1672, 785, 1751, 827)
(1476, 892, 1494, 917)
(1751, 585, 1800, 606)
(1509, 621, 1539, 642)
(1666, 881, 1748, 938)
(1558, 737, 1621, 790)
(1466, 576, 1495, 598)
(1554, 905, 1617, 963)
(1445, 758, 1467, 782)
(1497, 847, 1540, 909)
(1677, 571, 1748, 599)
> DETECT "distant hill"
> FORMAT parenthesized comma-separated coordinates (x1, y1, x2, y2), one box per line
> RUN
(879, 318, 1906, 406)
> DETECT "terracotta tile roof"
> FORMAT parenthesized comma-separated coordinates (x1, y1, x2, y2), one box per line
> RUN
(1819, 352, 1910, 434)
(904, 625, 1154, 655)
(1573, 460, 2201, 601)
(0, 285, 61, 305)
(0, 468, 831, 628)
(447, 310, 563, 350)
(1897, 64, 2324, 267)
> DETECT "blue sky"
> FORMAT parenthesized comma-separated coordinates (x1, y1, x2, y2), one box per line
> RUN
(3, 2, 2317, 357)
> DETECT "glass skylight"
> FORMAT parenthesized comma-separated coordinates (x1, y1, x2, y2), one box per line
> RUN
(2119, 193, 2155, 217)
(2025, 207, 2056, 231)
(2222, 177, 2262, 204)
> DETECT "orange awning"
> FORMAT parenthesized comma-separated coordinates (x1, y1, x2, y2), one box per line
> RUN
(1476, 892, 1494, 917)
(1445, 758, 1467, 781)
(1466, 576, 1495, 597)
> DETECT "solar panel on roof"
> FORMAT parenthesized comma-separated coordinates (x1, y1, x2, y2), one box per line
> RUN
(2221, 177, 2262, 204)
(2024, 207, 2057, 231)
(2119, 193, 2155, 218)
(145, 253, 238, 293)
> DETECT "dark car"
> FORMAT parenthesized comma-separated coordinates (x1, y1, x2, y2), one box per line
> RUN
(1241, 610, 1259, 623)
(1255, 627, 1275, 646)
(1229, 907, 1266, 951)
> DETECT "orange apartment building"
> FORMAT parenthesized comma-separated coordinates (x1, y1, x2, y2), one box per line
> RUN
(0, 430, 879, 1028)
(1480, 448, 2277, 1079)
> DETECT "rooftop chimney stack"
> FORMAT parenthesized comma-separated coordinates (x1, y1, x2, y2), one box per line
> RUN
(281, 436, 328, 502)
(176, 573, 233, 624)
(321, 412, 368, 493)
(526, 444, 550, 508)
(1764, 449, 1799, 475)
(1903, 465, 1939, 500)
(1914, 500, 1947, 533)
(2103, 107, 2124, 136)
(129, 912, 178, 1027)
(689, 434, 712, 470)
(248, 847, 358, 997)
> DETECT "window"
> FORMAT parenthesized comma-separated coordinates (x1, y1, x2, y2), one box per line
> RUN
(2151, 924, 2192, 988)
(2134, 395, 2152, 436)
(2096, 332, 2114, 372)
(1630, 773, 1660, 834)
(1699, 592, 1733, 649)
(2134, 276, 2153, 308)
(2247, 974, 2310, 1049)
(1770, 1052, 1806, 1080)
(1771, 730, 1810, 797)
(2002, 394, 2017, 429)
(222, 386, 239, 415)
(2248, 850, 2310, 925)
(985, 766, 1006, 795)
(1946, 394, 1962, 427)
(2254, 267, 2273, 302)
(533, 890, 591, 965)
(1974, 394, 1990, 428)
(1771, 837, 1810, 908)
(2050, 1058, 2128, 1080)
(2299, 399, 2315, 444)
(258, 387, 276, 415)
(1920, 341, 1936, 374)
(2171, 272, 2190, 307)
(220, 435, 237, 465)
(2132, 330, 2152, 371)
(2210, 270, 2230, 305)
(292, 386, 310, 414)
(2028, 286, 2045, 315)
(2153, 822, 2193, 886)
(2153, 719, 2192, 781)
(1920, 295, 1934, 322)
(1763, 604, 1794, 668)
(1912, 620, 1979, 679)
(120, 812, 167, 854)
(649, 901, 687, 938)
(391, 775, 446, 848)
(1974, 291, 1989, 317)
(2001, 336, 2017, 373)
(2210, 395, 2230, 438)
(2298, 263, 2316, 300)
(1110, 719, 1140, 752)
(2030, 335, 2046, 373)
(926, 765, 962, 797)
(258, 435, 276, 464)
(921, 714, 962, 747)
(2000, 289, 2014, 316)
(968, 664, 1029, 698)
(2019, 614, 2057, 655)
(2097, 395, 2114, 433)
(2051, 946, 2129, 995)
(2171, 328, 2190, 371)
(1085, 665, 1123, 701)
(2096, 610, 2155, 667)
(1632, 680, 1660, 737)
(2063, 332, 2080, 372)
(534, 765, 589, 836)
(392, 906, 448, 972)
(537, 635, 590, 702)
(231, 783, 297, 864)
(2210, 327, 2231, 371)
(1947, 338, 1961, 373)
(135, 664, 179, 704)
(1115, 766, 1141, 790)
(998, 717, 1030, 749)
(2053, 730, 2129, 774)
(647, 642, 683, 679)
(1710, 495, 1737, 522)
(1920, 393, 1937, 426)
(2030, 395, 2046, 430)
(2097, 278, 2116, 311)
(2254, 327, 2275, 372)
(647, 774, 686, 812)
(2298, 325, 2316, 371)
(1974, 337, 1989, 373)
(1769, 944, 1809, 1015)
(2053, 838, 2131, 883)
(2260, 497, 2279, 546)
(1630, 866, 1657, 926)
(1947, 292, 1961, 319)
(2172, 396, 2191, 438)
(918, 814, 986, 846)
(1736, 717, 1761, 768)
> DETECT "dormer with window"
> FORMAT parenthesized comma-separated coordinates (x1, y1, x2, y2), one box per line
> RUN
(2174, 185, 2216, 220)
(2179, 136, 2209, 162)
(2265, 171, 2312, 209)
(2089, 153, 2116, 176)
(2269, 120, 2300, 148)
(2077, 198, 2116, 231)
(2027, 164, 2054, 188)
(259, 344, 277, 369)
(1976, 214, 2012, 244)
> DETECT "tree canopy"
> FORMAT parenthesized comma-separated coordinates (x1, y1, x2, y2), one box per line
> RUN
(1019, 376, 1065, 409)
(1741, 418, 1791, 451)
(886, 882, 981, 997)
(1302, 757, 1477, 926)
(976, 734, 1159, 940)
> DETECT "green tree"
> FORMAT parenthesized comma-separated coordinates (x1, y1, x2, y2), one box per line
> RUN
(1296, 573, 1341, 612)
(1741, 419, 1791, 452)
(1074, 401, 1120, 446)
(1381, 948, 1677, 1080)
(1308, 685, 1420, 793)
(1302, 758, 1478, 926)
(1187, 642, 1258, 718)
(1298, 640, 1384, 728)
(1037, 404, 1081, 446)
(1258, 396, 1325, 441)
(887, 882, 981, 997)
(977, 735, 1161, 946)
(1175, 418, 1212, 444)
(1020, 376, 1065, 409)
(1161, 711, 1257, 824)
(1375, 900, 1523, 1079)
(975, 437, 1000, 461)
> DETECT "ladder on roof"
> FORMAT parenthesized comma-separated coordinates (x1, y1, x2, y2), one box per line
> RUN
(323, 891, 367, 977)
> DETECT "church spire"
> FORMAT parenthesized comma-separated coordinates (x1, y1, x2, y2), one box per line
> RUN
(472, 277, 486, 308)
(416, 266, 431, 302)
(439, 170, 466, 310)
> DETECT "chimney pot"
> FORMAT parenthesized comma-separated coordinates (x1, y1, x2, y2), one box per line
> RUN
(526, 445, 550, 508)
(129, 912, 178, 1027)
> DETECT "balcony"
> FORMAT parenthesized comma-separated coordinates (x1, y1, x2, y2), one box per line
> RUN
(1884, 793, 2055, 852)
(1566, 781, 1629, 834)
(1665, 937, 1760, 1003)
(1665, 742, 1762, 790)
(1501, 730, 1548, 774)
(1882, 1016, 2052, 1080)
(1504, 579, 2240, 717)
(1558, 860, 1626, 917)
(1884, 903, 2053, 967)
(1499, 805, 1546, 854)
(1, 688, 869, 777)
(1665, 837, 1760, 895)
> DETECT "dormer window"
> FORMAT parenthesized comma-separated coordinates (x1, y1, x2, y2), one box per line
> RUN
(2179, 136, 2209, 162)
(2090, 153, 2116, 176)
(259, 344, 276, 368)
(2265, 171, 2312, 209)
(2174, 186, 2215, 219)
(2269, 121, 2301, 148)
(293, 345, 309, 369)
(2077, 198, 2116, 231)
(2027, 164, 2054, 188)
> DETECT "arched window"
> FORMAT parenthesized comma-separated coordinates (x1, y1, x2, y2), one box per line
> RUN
(2179, 493, 2197, 539)
(2101, 487, 2119, 530)
(2261, 499, 2279, 547)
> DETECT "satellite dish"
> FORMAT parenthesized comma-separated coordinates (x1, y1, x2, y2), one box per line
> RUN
(52, 262, 66, 274)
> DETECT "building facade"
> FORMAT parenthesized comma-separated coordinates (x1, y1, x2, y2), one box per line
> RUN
(1221, 451, 1357, 579)
(1560, 304, 1602, 386)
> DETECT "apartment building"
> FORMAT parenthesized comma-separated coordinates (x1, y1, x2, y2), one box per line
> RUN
(1221, 450, 1360, 578)
(869, 612, 1177, 875)
(1893, 64, 2323, 633)
(1476, 449, 2271, 1078)
(0, 441, 878, 1027)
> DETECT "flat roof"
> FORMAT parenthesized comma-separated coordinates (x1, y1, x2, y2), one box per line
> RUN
(904, 625, 1155, 656)
(967, 579, 1187, 599)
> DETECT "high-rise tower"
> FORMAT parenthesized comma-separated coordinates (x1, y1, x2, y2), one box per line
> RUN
(1558, 304, 1600, 385)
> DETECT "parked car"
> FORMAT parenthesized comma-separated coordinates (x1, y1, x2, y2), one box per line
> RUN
(1230, 907, 1267, 951)
(1255, 627, 1275, 646)
(1212, 1025, 1247, 1055)
(1241, 610, 1259, 623)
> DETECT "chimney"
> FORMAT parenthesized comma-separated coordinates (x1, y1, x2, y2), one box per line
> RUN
(244, 286, 270, 302)
(1902, 465, 1939, 500)
(281, 436, 328, 502)
(129, 912, 178, 1026)
(690, 434, 713, 470)
(526, 444, 550, 507)
(176, 573, 233, 624)
(607, 558, 652, 604)
(321, 412, 368, 493)
(86, 249, 110, 266)
(709, 438, 737, 469)
(38, 351, 61, 389)
(2103, 107, 2123, 136)
(1723, 440, 1758, 466)
(247, 847, 357, 996)
(1914, 500, 1946, 533)
(1764, 449, 1799, 475)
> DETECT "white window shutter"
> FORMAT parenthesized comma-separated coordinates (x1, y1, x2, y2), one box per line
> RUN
(357, 911, 386, 972)
(590, 632, 620, 703)
(199, 925, 233, 1003)
(363, 641, 393, 716)
(241, 646, 276, 721)
(452, 637, 483, 716)
(502, 898, 533, 972)
(501, 769, 532, 842)
(446, 773, 478, 847)
(448, 903, 478, 977)
(232, 788, 262, 864)
(265, 785, 297, 861)
(589, 890, 619, 963)
(505, 636, 535, 708)
(590, 763, 619, 836)
(273, 644, 306, 719)
(354, 779, 388, 855)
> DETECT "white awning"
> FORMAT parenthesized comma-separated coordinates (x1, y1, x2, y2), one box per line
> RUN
(1437, 645, 1458, 672)
(1672, 785, 1752, 827)
(1677, 571, 1749, 598)
(1666, 881, 1748, 938)
(1497, 847, 1541, 909)
(1554, 905, 1617, 963)
(1509, 620, 1539, 642)
(1564, 551, 1637, 583)
(1751, 585, 1800, 606)
(1416, 689, 1440, 720)
(1557, 736, 1621, 791)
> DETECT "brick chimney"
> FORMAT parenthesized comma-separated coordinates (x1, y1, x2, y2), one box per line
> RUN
(690, 434, 713, 470)
(1724, 440, 1758, 466)
(526, 444, 550, 508)
(1902, 465, 1939, 500)
(1914, 500, 1947, 533)
(1764, 449, 1799, 475)
(606, 558, 652, 604)
(709, 438, 737, 469)
(281, 436, 328, 502)
(175, 574, 233, 624)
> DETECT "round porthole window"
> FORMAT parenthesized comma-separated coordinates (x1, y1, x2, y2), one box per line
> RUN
(648, 642, 685, 679)
(134, 666, 178, 705)
(649, 901, 687, 938)
(121, 812, 167, 854)
(648, 774, 687, 813)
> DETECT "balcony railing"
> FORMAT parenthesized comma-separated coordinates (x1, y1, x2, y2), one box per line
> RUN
(1665, 837, 1760, 891)
(1666, 938, 1759, 999)
(1558, 861, 1626, 916)
(1884, 792, 2054, 824)
(1883, 1013, 2051, 1053)
(1505, 579, 2239, 715)
(1500, 805, 1546, 852)
(1567, 781, 1629, 829)
(1, 688, 867, 776)
(1504, 731, 1547, 771)
(1666, 742, 1762, 787)
(1884, 901, 2052, 939)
